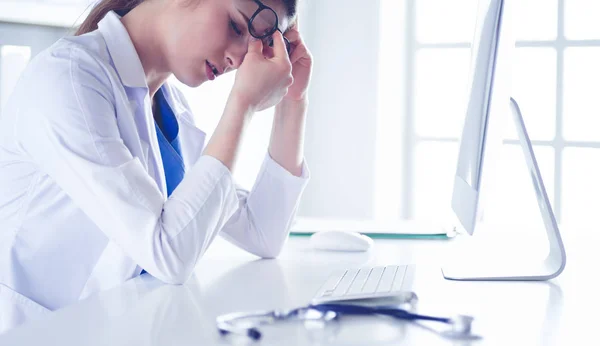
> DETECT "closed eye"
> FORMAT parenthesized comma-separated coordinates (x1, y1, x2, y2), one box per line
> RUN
(230, 19, 243, 36)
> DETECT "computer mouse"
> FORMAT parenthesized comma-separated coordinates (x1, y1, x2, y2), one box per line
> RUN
(310, 230, 373, 252)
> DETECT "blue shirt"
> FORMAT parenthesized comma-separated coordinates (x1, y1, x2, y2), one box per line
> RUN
(141, 87, 186, 275)
(154, 87, 185, 197)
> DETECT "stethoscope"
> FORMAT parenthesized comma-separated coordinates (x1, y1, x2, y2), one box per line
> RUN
(217, 302, 477, 341)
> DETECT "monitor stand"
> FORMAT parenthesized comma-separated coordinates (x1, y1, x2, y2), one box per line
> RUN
(441, 98, 566, 281)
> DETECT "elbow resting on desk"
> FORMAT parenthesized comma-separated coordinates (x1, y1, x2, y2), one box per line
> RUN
(151, 154, 308, 283)
(219, 203, 297, 260)
(148, 206, 294, 285)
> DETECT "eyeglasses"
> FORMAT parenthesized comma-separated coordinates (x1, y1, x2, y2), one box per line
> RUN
(247, 0, 291, 54)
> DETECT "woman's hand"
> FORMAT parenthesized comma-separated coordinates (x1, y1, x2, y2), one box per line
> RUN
(267, 23, 312, 177)
(231, 32, 293, 112)
(281, 22, 313, 102)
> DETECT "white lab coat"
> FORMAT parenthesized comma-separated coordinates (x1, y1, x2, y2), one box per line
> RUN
(0, 11, 309, 333)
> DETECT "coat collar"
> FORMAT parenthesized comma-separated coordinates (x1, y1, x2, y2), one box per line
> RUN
(97, 11, 148, 89)
(96, 10, 189, 114)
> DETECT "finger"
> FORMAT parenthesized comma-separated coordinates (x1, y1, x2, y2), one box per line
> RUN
(289, 39, 307, 64)
(288, 43, 297, 59)
(284, 28, 301, 43)
(247, 37, 263, 56)
(271, 31, 288, 60)
(262, 43, 275, 59)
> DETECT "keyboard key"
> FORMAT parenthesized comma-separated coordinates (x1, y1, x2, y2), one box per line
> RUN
(391, 265, 408, 291)
(313, 265, 414, 303)
(362, 267, 385, 293)
(320, 269, 346, 294)
(332, 269, 359, 296)
(376, 266, 399, 293)
(347, 268, 373, 295)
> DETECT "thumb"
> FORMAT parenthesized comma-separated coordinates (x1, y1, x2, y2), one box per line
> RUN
(247, 37, 263, 55)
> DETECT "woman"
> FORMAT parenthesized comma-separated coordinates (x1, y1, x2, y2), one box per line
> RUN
(0, 0, 312, 331)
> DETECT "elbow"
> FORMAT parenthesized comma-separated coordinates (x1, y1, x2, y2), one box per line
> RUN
(255, 237, 287, 259)
(255, 224, 292, 259)
(151, 252, 196, 285)
(158, 266, 193, 285)
(257, 247, 282, 259)
(150, 223, 208, 285)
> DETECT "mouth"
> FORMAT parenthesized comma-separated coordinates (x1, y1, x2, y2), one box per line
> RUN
(206, 60, 220, 80)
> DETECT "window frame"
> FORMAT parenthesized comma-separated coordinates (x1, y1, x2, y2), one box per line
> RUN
(401, 0, 600, 223)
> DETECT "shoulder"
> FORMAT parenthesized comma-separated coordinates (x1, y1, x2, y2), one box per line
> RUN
(18, 34, 120, 113)
(57, 29, 121, 70)
(25, 32, 117, 98)
(10, 34, 122, 143)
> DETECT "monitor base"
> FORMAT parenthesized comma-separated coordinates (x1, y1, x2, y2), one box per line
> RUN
(442, 98, 567, 281)
(442, 252, 564, 281)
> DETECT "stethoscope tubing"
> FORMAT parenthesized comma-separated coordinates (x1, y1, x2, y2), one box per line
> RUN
(308, 303, 452, 324)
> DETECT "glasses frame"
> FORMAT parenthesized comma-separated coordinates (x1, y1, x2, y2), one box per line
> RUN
(247, 0, 291, 54)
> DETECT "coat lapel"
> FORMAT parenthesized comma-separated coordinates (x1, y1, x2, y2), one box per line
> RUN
(160, 85, 206, 169)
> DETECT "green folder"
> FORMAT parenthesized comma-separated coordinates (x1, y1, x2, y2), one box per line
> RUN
(289, 218, 452, 240)
(290, 232, 449, 240)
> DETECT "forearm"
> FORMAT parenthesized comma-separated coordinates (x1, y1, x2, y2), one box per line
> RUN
(269, 98, 308, 177)
(202, 92, 254, 171)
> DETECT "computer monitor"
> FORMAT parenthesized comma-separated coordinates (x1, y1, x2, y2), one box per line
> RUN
(442, 0, 566, 281)
(451, 0, 511, 237)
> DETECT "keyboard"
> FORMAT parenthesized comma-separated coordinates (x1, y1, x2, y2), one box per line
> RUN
(311, 265, 415, 304)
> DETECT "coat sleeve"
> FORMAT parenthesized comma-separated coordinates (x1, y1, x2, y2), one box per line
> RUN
(168, 82, 311, 259)
(219, 154, 310, 258)
(16, 47, 239, 284)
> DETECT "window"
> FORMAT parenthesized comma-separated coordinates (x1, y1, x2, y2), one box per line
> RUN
(377, 0, 600, 227)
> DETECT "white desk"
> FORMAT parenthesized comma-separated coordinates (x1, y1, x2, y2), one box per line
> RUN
(0, 228, 597, 345)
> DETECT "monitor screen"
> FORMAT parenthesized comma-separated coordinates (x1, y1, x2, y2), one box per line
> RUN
(451, 0, 512, 235)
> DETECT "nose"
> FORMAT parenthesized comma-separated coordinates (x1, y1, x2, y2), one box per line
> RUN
(225, 42, 247, 71)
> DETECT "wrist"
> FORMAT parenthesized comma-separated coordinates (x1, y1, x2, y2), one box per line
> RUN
(280, 96, 309, 108)
(277, 97, 309, 116)
(226, 90, 256, 122)
(229, 89, 256, 114)
(273, 98, 308, 131)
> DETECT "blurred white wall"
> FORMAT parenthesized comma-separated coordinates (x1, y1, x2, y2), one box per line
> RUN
(298, 0, 382, 220)
(0, 0, 94, 28)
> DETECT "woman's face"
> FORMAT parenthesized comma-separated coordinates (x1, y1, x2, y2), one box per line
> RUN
(164, 0, 290, 87)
